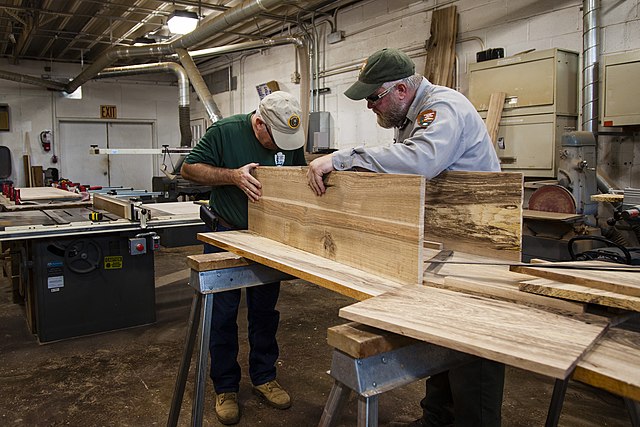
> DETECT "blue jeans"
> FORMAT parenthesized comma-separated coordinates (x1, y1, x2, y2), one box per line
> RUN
(204, 224, 281, 393)
(421, 359, 504, 427)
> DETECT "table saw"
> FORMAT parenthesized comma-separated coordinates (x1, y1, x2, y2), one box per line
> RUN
(0, 196, 202, 343)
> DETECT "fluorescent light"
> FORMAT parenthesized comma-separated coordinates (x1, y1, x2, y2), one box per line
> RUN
(167, 10, 198, 35)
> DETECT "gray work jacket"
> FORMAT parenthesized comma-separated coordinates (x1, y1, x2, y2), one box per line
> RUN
(332, 77, 501, 178)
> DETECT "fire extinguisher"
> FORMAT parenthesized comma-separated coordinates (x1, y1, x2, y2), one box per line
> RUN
(40, 130, 52, 152)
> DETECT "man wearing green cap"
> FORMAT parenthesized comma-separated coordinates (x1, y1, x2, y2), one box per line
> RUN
(307, 48, 503, 427)
(182, 91, 306, 425)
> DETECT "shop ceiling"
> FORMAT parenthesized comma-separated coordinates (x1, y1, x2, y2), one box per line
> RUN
(0, 0, 349, 65)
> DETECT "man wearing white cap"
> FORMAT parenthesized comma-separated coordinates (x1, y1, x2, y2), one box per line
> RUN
(182, 91, 306, 425)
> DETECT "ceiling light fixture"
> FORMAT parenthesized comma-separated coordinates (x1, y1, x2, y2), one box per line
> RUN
(167, 10, 198, 35)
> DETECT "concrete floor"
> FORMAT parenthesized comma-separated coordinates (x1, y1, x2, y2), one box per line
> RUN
(0, 244, 632, 426)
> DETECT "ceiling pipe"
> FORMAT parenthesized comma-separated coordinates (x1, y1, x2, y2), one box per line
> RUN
(181, 36, 303, 59)
(64, 0, 291, 94)
(0, 68, 67, 91)
(95, 62, 192, 147)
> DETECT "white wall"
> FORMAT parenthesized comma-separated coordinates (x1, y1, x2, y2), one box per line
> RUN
(0, 58, 181, 187)
(0, 0, 637, 188)
(193, 0, 639, 188)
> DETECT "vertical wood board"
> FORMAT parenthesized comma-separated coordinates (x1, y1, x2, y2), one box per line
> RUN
(339, 284, 608, 379)
(424, 171, 523, 261)
(249, 167, 425, 286)
(423, 6, 458, 88)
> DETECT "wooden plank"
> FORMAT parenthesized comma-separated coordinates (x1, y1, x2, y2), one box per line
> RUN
(30, 166, 44, 187)
(327, 322, 417, 359)
(17, 187, 82, 201)
(92, 193, 131, 219)
(574, 328, 640, 401)
(441, 276, 585, 313)
(339, 284, 609, 379)
(198, 230, 405, 301)
(523, 209, 583, 222)
(590, 193, 624, 203)
(520, 278, 640, 312)
(250, 167, 425, 286)
(144, 202, 200, 217)
(423, 6, 458, 88)
(424, 171, 523, 261)
(511, 262, 640, 297)
(22, 155, 32, 187)
(186, 252, 252, 272)
(485, 92, 506, 145)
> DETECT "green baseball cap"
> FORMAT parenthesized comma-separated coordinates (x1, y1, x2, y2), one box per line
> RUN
(344, 48, 415, 100)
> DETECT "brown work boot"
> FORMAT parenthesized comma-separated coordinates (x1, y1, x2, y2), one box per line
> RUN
(215, 392, 240, 425)
(252, 380, 291, 409)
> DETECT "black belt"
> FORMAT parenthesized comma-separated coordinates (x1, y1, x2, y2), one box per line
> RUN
(199, 205, 236, 230)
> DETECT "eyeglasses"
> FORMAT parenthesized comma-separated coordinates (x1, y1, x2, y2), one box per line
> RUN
(264, 122, 277, 146)
(365, 83, 398, 104)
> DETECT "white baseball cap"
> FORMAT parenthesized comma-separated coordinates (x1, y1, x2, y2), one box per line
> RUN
(258, 91, 305, 150)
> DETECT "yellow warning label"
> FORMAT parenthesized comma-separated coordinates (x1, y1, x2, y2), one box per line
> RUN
(104, 256, 123, 269)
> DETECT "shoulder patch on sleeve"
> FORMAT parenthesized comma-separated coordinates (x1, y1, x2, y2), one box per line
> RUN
(417, 109, 436, 128)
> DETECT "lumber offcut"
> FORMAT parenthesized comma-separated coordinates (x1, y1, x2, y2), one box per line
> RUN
(424, 6, 458, 87)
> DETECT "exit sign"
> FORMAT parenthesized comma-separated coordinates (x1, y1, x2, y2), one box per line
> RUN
(100, 105, 117, 119)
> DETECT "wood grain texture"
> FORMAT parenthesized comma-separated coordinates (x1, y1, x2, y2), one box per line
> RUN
(485, 92, 506, 145)
(186, 252, 252, 272)
(423, 6, 458, 88)
(339, 284, 608, 379)
(511, 262, 640, 297)
(574, 328, 640, 401)
(198, 230, 406, 301)
(327, 322, 417, 359)
(424, 171, 523, 261)
(92, 193, 130, 219)
(250, 167, 425, 286)
(520, 278, 640, 312)
(441, 276, 585, 313)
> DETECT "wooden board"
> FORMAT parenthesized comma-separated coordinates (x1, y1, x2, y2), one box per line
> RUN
(423, 5, 458, 88)
(590, 193, 624, 203)
(424, 171, 523, 261)
(198, 230, 405, 301)
(339, 284, 609, 379)
(16, 187, 82, 201)
(93, 193, 130, 219)
(523, 209, 583, 222)
(186, 252, 252, 272)
(511, 261, 640, 298)
(441, 276, 585, 313)
(327, 322, 417, 359)
(485, 92, 506, 145)
(144, 202, 201, 217)
(574, 327, 640, 401)
(250, 167, 425, 286)
(520, 278, 640, 312)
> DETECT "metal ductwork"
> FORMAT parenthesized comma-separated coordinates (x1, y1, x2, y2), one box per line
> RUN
(582, 0, 599, 134)
(64, 0, 289, 95)
(95, 62, 192, 147)
(0, 69, 67, 91)
(175, 48, 222, 123)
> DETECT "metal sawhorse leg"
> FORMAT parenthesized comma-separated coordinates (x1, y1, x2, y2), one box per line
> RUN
(166, 253, 291, 427)
(318, 323, 474, 427)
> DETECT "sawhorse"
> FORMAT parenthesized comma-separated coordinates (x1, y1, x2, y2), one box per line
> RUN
(166, 252, 291, 427)
(318, 323, 475, 427)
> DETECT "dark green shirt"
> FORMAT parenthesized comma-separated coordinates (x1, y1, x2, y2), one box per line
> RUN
(184, 113, 306, 229)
